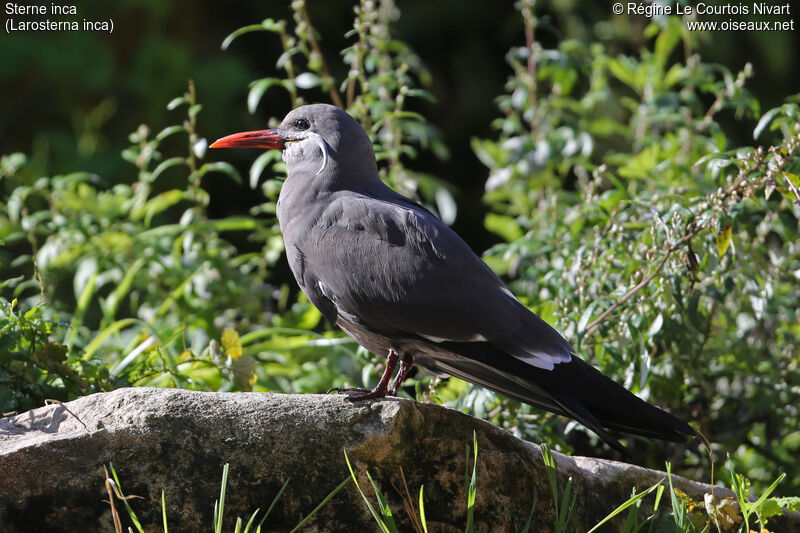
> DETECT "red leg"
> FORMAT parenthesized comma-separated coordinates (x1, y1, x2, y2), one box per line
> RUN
(387, 353, 414, 396)
(332, 349, 399, 401)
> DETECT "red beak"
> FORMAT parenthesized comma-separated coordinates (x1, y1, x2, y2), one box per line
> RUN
(209, 129, 286, 149)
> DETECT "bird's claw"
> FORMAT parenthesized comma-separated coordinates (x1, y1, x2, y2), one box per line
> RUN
(327, 386, 368, 394)
(329, 386, 390, 401)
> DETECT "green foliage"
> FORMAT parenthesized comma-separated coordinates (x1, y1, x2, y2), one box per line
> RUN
(464, 431, 478, 533)
(467, 1, 800, 490)
(540, 443, 579, 532)
(343, 432, 479, 533)
(0, 79, 364, 409)
(586, 481, 664, 533)
(0, 290, 108, 412)
(214, 463, 229, 533)
(97, 438, 800, 532)
(221, 0, 455, 221)
(345, 449, 400, 533)
(107, 461, 342, 533)
(1, 0, 453, 414)
(727, 457, 800, 531)
(106, 462, 145, 533)
(2, 0, 800, 511)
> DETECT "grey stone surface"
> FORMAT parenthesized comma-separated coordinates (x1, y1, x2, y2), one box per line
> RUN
(0, 388, 796, 532)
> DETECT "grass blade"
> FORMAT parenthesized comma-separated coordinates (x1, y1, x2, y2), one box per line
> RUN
(366, 470, 398, 531)
(419, 485, 428, 533)
(257, 477, 290, 529)
(540, 444, 559, 510)
(242, 508, 260, 533)
(161, 489, 168, 533)
(288, 476, 351, 533)
(108, 462, 144, 533)
(215, 463, 230, 533)
(555, 476, 574, 532)
(586, 481, 662, 533)
(666, 462, 689, 531)
(520, 486, 537, 533)
(343, 450, 393, 533)
(465, 430, 478, 533)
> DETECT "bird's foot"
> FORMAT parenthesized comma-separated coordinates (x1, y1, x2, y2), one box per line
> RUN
(329, 386, 391, 401)
(329, 348, 401, 401)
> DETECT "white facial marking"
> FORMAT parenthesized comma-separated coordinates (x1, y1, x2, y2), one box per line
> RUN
(283, 131, 329, 175)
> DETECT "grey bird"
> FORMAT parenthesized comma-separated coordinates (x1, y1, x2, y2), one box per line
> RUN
(210, 104, 694, 453)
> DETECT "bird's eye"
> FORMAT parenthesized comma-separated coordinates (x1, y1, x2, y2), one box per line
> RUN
(293, 118, 310, 130)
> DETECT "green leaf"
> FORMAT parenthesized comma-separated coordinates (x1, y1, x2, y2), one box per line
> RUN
(753, 106, 782, 140)
(103, 257, 147, 321)
(780, 171, 800, 201)
(652, 22, 681, 73)
(520, 487, 537, 533)
(140, 190, 187, 227)
(0, 152, 27, 174)
(646, 313, 663, 337)
(295, 72, 321, 89)
(748, 472, 785, 515)
(771, 496, 800, 512)
(485, 213, 523, 242)
(155, 264, 206, 319)
(52, 172, 97, 189)
(248, 78, 283, 114)
(221, 19, 282, 50)
(617, 144, 660, 180)
(470, 138, 503, 168)
(715, 225, 732, 257)
(755, 498, 784, 520)
(407, 88, 437, 103)
(577, 301, 599, 336)
(607, 57, 639, 90)
(67, 271, 98, 348)
(197, 161, 242, 184)
(83, 318, 140, 360)
(156, 125, 187, 142)
(193, 138, 208, 160)
(166, 96, 188, 110)
(250, 150, 283, 189)
(150, 157, 187, 182)
(663, 63, 686, 88)
(135, 217, 258, 241)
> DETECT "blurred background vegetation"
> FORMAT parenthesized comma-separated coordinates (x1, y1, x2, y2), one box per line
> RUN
(2, 0, 799, 513)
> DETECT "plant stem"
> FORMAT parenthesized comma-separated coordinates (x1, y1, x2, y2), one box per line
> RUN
(521, 0, 538, 138)
(298, 3, 344, 108)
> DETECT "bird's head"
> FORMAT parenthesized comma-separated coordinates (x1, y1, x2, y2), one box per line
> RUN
(210, 104, 377, 183)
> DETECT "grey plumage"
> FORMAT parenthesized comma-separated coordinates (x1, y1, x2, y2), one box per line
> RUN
(211, 104, 694, 453)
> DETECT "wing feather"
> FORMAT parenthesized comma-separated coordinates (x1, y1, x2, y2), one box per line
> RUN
(302, 188, 573, 370)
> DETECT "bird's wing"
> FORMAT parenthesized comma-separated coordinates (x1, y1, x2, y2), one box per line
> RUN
(300, 188, 574, 370)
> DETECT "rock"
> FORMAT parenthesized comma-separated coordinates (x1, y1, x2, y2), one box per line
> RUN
(0, 388, 796, 532)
